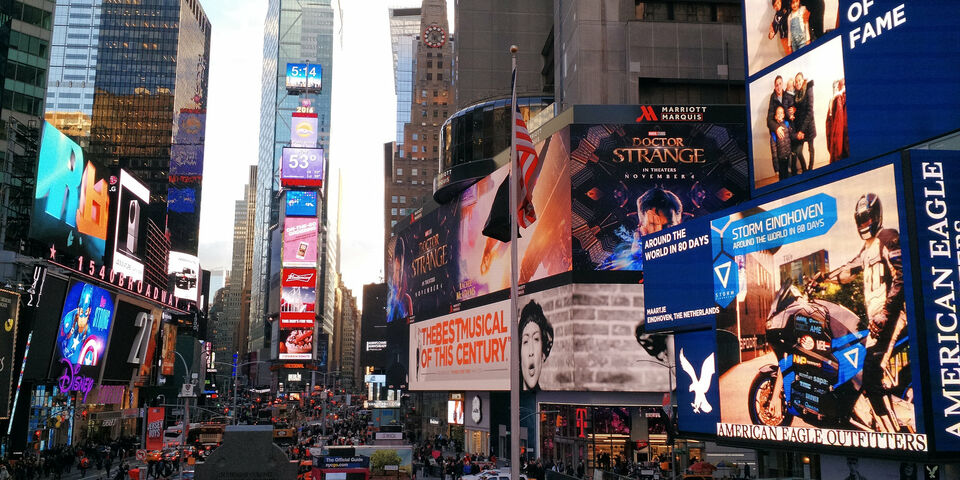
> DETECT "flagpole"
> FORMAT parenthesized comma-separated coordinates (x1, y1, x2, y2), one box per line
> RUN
(508, 44, 522, 480)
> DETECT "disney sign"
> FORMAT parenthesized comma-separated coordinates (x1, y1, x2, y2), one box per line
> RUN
(58, 358, 94, 403)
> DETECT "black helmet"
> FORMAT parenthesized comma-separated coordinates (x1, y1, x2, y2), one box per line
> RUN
(854, 193, 882, 239)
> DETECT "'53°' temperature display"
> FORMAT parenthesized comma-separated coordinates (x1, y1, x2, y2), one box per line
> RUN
(281, 147, 325, 187)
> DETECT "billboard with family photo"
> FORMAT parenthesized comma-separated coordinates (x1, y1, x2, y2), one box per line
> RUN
(747, 1, 960, 192)
(568, 111, 749, 272)
(387, 128, 571, 323)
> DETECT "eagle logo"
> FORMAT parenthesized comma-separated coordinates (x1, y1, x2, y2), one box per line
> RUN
(679, 348, 715, 414)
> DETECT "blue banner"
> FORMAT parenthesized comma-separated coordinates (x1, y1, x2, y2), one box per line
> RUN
(911, 150, 960, 453)
(642, 221, 718, 332)
(711, 193, 837, 257)
(675, 329, 721, 435)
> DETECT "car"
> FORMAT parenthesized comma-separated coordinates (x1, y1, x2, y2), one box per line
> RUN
(175, 268, 197, 289)
(462, 469, 527, 480)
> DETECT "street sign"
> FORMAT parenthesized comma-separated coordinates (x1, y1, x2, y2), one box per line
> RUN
(179, 383, 196, 398)
(385, 465, 399, 471)
(136, 450, 147, 461)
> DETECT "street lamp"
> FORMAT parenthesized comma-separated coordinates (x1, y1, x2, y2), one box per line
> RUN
(635, 358, 678, 479)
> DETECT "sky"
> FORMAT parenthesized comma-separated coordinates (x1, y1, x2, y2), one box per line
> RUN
(198, 0, 454, 304)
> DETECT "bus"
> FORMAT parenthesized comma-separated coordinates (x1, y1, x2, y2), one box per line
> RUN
(188, 423, 226, 447)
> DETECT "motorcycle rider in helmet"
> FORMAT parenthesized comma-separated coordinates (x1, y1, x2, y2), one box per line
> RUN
(820, 193, 906, 432)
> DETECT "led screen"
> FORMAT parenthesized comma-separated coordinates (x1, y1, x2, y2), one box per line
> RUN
(280, 147, 325, 187)
(168, 251, 200, 301)
(285, 190, 317, 217)
(290, 113, 318, 148)
(112, 170, 149, 283)
(282, 217, 318, 267)
(31, 122, 110, 263)
(745, 1, 960, 193)
(279, 268, 316, 328)
(278, 328, 314, 360)
(57, 281, 115, 368)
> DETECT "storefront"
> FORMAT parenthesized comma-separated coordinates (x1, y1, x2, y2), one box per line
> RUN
(463, 392, 490, 455)
(538, 404, 673, 471)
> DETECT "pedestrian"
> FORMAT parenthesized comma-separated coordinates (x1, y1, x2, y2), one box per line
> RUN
(78, 455, 90, 477)
(105, 454, 114, 477)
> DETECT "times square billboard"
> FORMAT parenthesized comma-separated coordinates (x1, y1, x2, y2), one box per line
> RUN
(743, 1, 960, 194)
(386, 107, 749, 324)
(643, 153, 960, 458)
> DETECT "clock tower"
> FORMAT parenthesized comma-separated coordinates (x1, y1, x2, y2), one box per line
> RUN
(384, 0, 453, 254)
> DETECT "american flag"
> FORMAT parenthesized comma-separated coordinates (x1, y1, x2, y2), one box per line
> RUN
(512, 66, 542, 228)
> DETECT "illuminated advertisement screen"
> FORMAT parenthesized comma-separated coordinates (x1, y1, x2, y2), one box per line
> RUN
(745, 2, 960, 193)
(280, 147, 325, 187)
(388, 128, 571, 323)
(0, 290, 19, 418)
(285, 63, 321, 92)
(285, 190, 317, 217)
(167, 251, 200, 301)
(643, 157, 953, 454)
(31, 122, 110, 263)
(57, 281, 115, 368)
(285, 63, 308, 89)
(170, 144, 204, 176)
(280, 268, 316, 328)
(111, 170, 149, 283)
(447, 400, 464, 425)
(175, 110, 206, 144)
(290, 113, 318, 148)
(278, 327, 314, 360)
(282, 217, 318, 267)
(569, 112, 749, 272)
(102, 300, 152, 382)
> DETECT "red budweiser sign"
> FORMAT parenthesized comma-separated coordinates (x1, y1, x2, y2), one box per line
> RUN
(280, 268, 316, 328)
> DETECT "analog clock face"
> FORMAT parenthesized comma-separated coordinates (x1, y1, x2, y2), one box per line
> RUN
(424, 25, 445, 48)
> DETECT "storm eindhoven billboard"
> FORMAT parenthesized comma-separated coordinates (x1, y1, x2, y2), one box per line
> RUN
(387, 128, 572, 323)
(409, 282, 672, 393)
(643, 154, 960, 455)
(31, 122, 111, 263)
(281, 147, 325, 187)
(570, 110, 749, 272)
(745, 1, 960, 193)
(280, 268, 316, 328)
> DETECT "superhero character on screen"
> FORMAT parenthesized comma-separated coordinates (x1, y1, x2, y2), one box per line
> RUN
(386, 236, 413, 323)
(59, 284, 99, 365)
(817, 193, 906, 432)
(598, 187, 684, 270)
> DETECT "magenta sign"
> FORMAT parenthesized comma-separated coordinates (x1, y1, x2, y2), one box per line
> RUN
(58, 358, 94, 402)
(280, 147, 324, 187)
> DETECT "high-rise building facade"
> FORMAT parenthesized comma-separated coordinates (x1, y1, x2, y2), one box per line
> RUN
(223, 166, 256, 357)
(43, 0, 212, 254)
(383, 0, 450, 253)
(389, 7, 420, 145)
(253, 0, 334, 378)
(0, 0, 55, 256)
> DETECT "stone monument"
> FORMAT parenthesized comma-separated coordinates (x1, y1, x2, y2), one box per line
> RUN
(195, 425, 299, 480)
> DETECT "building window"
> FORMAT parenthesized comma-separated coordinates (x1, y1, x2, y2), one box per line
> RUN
(427, 73, 433, 80)
(427, 60, 433, 68)
(422, 90, 427, 97)
(391, 195, 398, 203)
(391, 208, 397, 215)
(411, 168, 418, 176)
(412, 133, 418, 140)
(391, 221, 397, 227)
(412, 146, 418, 152)
(438, 73, 443, 81)
(427, 52, 433, 58)
(396, 168, 403, 176)
(400, 196, 406, 203)
(432, 146, 438, 153)
(398, 149, 404, 157)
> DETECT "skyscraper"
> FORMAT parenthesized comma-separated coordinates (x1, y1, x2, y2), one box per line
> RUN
(0, 0, 55, 256)
(44, 0, 212, 254)
(252, 0, 334, 378)
(383, 0, 451, 255)
(224, 166, 257, 358)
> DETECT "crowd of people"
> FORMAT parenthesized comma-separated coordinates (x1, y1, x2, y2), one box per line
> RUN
(0, 441, 132, 480)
